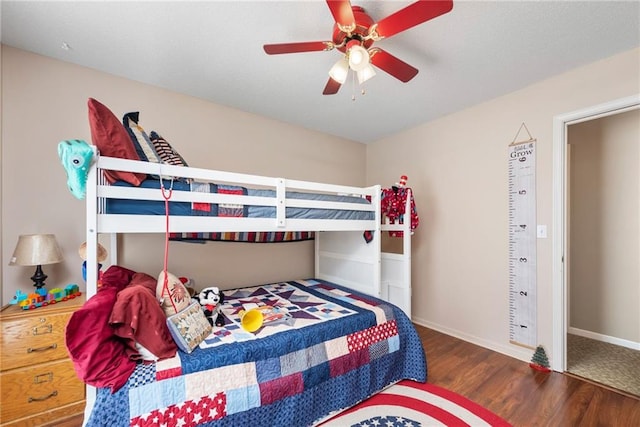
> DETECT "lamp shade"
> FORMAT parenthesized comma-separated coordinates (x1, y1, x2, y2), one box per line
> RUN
(357, 64, 376, 84)
(348, 45, 370, 72)
(328, 57, 349, 84)
(9, 234, 63, 266)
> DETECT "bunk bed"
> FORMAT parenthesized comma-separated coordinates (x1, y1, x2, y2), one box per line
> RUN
(78, 152, 421, 426)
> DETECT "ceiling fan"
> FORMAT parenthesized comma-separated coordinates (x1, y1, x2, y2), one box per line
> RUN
(263, 0, 454, 95)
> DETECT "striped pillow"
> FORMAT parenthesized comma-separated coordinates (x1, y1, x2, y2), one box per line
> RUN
(149, 131, 188, 167)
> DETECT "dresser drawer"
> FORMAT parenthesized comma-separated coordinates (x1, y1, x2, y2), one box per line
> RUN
(1, 309, 71, 371)
(0, 358, 84, 423)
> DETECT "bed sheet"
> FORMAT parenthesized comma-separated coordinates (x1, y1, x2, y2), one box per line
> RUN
(105, 179, 374, 221)
(85, 279, 426, 427)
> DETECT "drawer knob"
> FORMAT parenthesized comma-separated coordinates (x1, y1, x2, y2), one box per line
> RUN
(28, 390, 58, 403)
(34, 372, 54, 384)
(32, 324, 53, 335)
(27, 343, 57, 353)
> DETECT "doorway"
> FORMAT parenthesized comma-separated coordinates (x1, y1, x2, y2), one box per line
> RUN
(565, 109, 640, 395)
(551, 95, 640, 391)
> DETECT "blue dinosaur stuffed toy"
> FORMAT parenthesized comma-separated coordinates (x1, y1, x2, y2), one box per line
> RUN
(58, 139, 94, 200)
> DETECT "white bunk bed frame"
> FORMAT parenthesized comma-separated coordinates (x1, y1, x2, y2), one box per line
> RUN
(82, 154, 413, 419)
(85, 154, 413, 316)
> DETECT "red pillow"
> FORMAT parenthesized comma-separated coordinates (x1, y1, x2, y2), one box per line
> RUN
(87, 98, 146, 185)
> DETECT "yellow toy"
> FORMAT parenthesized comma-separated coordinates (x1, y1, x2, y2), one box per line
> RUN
(239, 305, 289, 332)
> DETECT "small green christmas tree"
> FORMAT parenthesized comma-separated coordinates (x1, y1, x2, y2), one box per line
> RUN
(529, 345, 551, 372)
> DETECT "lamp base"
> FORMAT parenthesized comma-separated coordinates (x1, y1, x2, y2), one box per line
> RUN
(31, 264, 48, 290)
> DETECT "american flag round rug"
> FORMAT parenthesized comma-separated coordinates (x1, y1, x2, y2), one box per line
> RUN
(319, 380, 512, 427)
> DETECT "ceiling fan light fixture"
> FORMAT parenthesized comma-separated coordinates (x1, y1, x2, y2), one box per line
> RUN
(357, 64, 376, 84)
(328, 57, 349, 84)
(263, 0, 455, 95)
(347, 44, 370, 72)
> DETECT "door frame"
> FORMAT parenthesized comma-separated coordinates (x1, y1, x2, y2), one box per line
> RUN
(551, 94, 640, 371)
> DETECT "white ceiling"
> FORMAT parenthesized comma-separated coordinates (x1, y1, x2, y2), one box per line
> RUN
(2, 1, 639, 144)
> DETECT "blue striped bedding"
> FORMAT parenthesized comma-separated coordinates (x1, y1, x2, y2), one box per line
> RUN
(105, 179, 374, 221)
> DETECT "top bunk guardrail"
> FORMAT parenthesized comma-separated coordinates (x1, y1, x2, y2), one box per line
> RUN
(87, 155, 381, 234)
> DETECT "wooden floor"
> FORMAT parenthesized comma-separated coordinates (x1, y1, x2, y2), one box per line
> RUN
(415, 324, 640, 426)
(55, 325, 640, 427)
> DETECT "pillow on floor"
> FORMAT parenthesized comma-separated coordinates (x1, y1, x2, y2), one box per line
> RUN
(87, 98, 145, 185)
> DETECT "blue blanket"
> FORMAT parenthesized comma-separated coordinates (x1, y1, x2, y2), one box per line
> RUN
(86, 279, 426, 427)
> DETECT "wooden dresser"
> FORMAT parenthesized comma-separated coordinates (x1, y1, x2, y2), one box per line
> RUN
(1, 296, 85, 426)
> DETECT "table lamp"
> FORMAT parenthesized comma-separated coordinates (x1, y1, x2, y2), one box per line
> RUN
(9, 234, 64, 290)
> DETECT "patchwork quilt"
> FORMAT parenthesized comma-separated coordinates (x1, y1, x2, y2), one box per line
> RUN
(171, 183, 314, 242)
(86, 279, 426, 427)
(189, 183, 248, 217)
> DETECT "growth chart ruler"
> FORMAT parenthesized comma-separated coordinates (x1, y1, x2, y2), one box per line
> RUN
(508, 130, 537, 348)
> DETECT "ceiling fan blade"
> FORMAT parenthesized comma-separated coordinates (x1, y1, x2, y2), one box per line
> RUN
(374, 0, 453, 39)
(326, 0, 355, 28)
(263, 41, 333, 55)
(370, 49, 419, 82)
(323, 77, 342, 95)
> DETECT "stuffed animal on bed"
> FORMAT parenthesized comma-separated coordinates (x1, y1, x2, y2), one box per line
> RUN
(197, 287, 225, 327)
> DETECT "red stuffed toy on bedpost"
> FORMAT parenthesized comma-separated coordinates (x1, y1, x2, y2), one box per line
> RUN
(382, 175, 419, 237)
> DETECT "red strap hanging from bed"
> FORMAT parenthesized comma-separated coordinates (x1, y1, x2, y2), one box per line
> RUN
(161, 177, 178, 314)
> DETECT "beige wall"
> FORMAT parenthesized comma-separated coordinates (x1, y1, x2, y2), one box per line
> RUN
(3, 43, 639, 363)
(367, 47, 640, 362)
(568, 110, 639, 342)
(0, 46, 366, 304)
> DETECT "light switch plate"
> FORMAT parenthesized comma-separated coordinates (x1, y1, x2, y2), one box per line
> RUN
(537, 225, 547, 238)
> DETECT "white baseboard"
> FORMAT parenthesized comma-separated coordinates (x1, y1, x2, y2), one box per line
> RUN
(568, 327, 640, 351)
(412, 316, 536, 366)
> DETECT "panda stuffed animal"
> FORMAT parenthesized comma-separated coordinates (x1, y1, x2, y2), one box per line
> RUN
(197, 287, 225, 327)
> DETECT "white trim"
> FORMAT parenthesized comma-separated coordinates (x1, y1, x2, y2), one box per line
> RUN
(568, 327, 640, 351)
(412, 317, 533, 363)
(551, 94, 640, 372)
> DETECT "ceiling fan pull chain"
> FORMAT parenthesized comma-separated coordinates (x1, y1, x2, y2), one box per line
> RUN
(352, 71, 356, 101)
